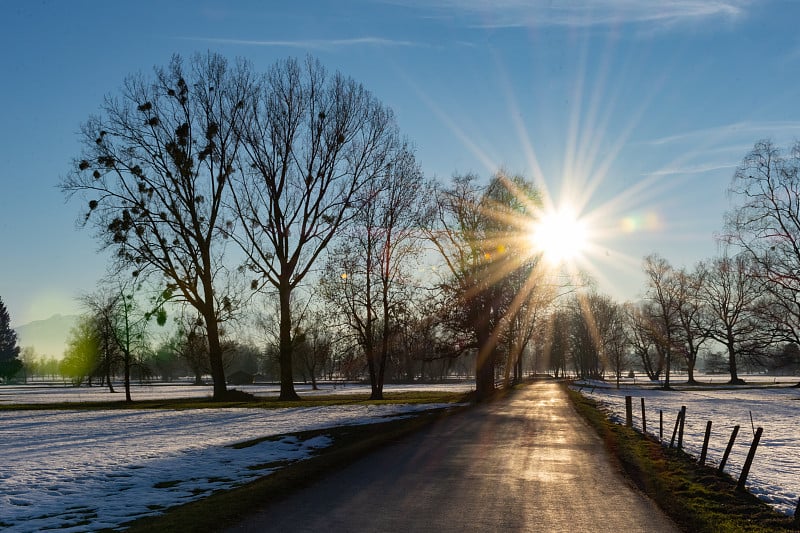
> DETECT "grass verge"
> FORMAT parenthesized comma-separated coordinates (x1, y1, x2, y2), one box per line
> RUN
(566, 386, 798, 532)
(113, 402, 470, 533)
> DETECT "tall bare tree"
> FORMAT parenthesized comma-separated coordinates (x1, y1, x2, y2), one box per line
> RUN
(231, 57, 400, 400)
(625, 302, 663, 381)
(565, 292, 623, 381)
(672, 266, 710, 384)
(321, 144, 425, 399)
(642, 254, 679, 389)
(61, 53, 252, 400)
(697, 254, 764, 384)
(723, 140, 800, 347)
(82, 285, 152, 402)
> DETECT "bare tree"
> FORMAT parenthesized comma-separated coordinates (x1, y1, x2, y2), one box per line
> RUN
(539, 308, 571, 378)
(591, 294, 628, 388)
(565, 292, 623, 381)
(697, 254, 764, 384)
(173, 312, 210, 385)
(642, 254, 680, 389)
(61, 53, 252, 400)
(503, 279, 555, 386)
(82, 291, 122, 393)
(606, 317, 629, 389)
(626, 302, 667, 381)
(82, 283, 155, 401)
(231, 57, 401, 400)
(672, 266, 710, 384)
(723, 140, 800, 352)
(321, 144, 426, 399)
(293, 312, 333, 390)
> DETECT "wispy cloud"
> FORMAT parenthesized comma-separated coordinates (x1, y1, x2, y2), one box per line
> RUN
(390, 0, 752, 29)
(645, 161, 739, 177)
(643, 120, 800, 146)
(178, 36, 421, 50)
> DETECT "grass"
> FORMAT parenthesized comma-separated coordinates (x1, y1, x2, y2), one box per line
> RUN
(115, 404, 469, 533)
(567, 386, 798, 532)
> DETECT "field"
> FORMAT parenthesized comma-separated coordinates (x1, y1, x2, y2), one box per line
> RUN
(574, 375, 800, 517)
(0, 382, 471, 533)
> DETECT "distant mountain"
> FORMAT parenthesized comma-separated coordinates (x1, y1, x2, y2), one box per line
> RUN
(15, 314, 79, 359)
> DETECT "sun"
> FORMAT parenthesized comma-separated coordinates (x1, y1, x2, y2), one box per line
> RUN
(530, 207, 588, 265)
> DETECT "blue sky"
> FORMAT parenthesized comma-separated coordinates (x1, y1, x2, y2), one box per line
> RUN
(2, 0, 800, 327)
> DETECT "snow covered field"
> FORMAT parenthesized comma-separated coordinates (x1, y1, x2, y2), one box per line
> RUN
(574, 379, 800, 517)
(0, 382, 472, 533)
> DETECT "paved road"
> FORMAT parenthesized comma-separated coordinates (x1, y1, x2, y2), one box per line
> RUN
(228, 382, 680, 532)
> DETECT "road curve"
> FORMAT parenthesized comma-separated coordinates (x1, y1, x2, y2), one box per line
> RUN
(227, 381, 680, 532)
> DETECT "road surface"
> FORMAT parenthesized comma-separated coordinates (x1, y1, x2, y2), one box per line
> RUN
(228, 381, 679, 532)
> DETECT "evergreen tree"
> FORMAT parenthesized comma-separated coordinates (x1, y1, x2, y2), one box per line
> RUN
(0, 297, 23, 382)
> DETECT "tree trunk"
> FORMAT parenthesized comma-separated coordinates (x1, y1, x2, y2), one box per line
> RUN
(475, 318, 495, 401)
(105, 356, 115, 393)
(200, 262, 228, 400)
(278, 278, 300, 401)
(122, 307, 132, 403)
(365, 309, 382, 400)
(205, 313, 228, 400)
(686, 355, 697, 384)
(727, 343, 744, 385)
(124, 350, 132, 403)
(374, 286, 392, 401)
(663, 343, 672, 390)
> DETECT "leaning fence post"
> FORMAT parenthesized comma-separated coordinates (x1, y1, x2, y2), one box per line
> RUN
(677, 406, 687, 451)
(737, 427, 763, 491)
(669, 408, 683, 448)
(699, 421, 713, 466)
(660, 410, 663, 442)
(625, 396, 633, 427)
(719, 425, 740, 473)
(641, 398, 647, 434)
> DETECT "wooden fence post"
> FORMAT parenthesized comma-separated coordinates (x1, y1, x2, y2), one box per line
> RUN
(699, 421, 712, 466)
(719, 425, 740, 473)
(793, 497, 799, 527)
(625, 396, 632, 427)
(659, 410, 663, 442)
(677, 406, 686, 451)
(641, 398, 647, 434)
(736, 427, 763, 491)
(669, 408, 683, 448)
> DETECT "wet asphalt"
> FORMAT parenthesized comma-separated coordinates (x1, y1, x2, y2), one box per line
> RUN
(227, 381, 680, 532)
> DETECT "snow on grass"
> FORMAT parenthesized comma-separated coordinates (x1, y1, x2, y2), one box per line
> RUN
(573, 380, 800, 517)
(0, 381, 474, 404)
(0, 382, 472, 533)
